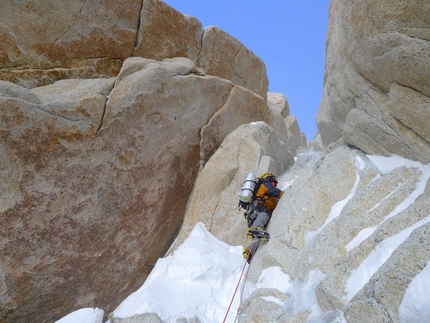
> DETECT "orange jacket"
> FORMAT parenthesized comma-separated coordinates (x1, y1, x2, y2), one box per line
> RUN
(255, 180, 284, 212)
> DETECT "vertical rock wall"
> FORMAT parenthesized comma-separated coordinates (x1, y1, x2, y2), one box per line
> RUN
(317, 0, 430, 164)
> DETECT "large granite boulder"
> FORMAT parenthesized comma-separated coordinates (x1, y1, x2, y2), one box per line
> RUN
(199, 86, 270, 168)
(0, 57, 281, 323)
(267, 92, 290, 118)
(0, 0, 142, 86)
(0, 0, 268, 98)
(133, 0, 202, 62)
(317, 0, 430, 164)
(197, 26, 269, 98)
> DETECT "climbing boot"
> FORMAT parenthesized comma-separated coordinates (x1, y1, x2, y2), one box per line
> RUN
(247, 226, 270, 241)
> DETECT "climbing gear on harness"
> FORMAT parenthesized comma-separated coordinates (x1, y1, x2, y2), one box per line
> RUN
(244, 206, 258, 227)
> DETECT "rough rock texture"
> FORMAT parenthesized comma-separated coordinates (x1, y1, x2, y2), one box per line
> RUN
(0, 56, 287, 323)
(199, 86, 269, 168)
(197, 26, 269, 98)
(345, 221, 430, 322)
(317, 0, 430, 164)
(0, 0, 142, 87)
(170, 122, 294, 251)
(267, 92, 290, 118)
(134, 0, 202, 62)
(0, 1, 304, 322)
(0, 0, 268, 97)
(266, 92, 309, 153)
(285, 115, 304, 153)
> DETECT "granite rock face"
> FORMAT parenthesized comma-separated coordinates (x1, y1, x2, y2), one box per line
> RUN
(0, 55, 291, 323)
(198, 26, 269, 98)
(0, 0, 268, 97)
(171, 122, 294, 251)
(0, 1, 303, 321)
(317, 0, 430, 164)
(0, 0, 142, 86)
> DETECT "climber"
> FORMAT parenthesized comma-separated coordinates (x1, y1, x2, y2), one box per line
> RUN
(243, 172, 284, 263)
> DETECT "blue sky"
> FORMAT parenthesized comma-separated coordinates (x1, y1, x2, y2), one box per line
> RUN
(162, 0, 331, 141)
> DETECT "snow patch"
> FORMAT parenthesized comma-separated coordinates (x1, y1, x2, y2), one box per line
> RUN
(368, 154, 425, 174)
(111, 222, 244, 323)
(399, 261, 430, 322)
(54, 308, 103, 323)
(256, 266, 292, 293)
(284, 269, 325, 315)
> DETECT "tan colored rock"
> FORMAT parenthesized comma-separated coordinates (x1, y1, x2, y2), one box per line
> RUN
(0, 0, 140, 65)
(0, 86, 105, 323)
(285, 115, 303, 155)
(31, 78, 115, 126)
(134, 0, 202, 62)
(317, 0, 430, 164)
(0, 0, 141, 86)
(267, 104, 289, 146)
(0, 0, 203, 89)
(343, 83, 430, 163)
(197, 26, 269, 98)
(1, 0, 270, 102)
(0, 57, 278, 323)
(0, 60, 125, 89)
(345, 1, 430, 97)
(0, 80, 40, 104)
(316, 0, 367, 146)
(268, 92, 290, 117)
(388, 83, 430, 142)
(199, 86, 270, 167)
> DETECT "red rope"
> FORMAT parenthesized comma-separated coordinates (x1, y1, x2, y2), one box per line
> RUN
(238, 252, 252, 307)
(222, 239, 255, 323)
(234, 240, 255, 323)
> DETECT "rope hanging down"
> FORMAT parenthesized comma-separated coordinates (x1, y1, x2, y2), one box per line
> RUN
(222, 239, 256, 323)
